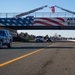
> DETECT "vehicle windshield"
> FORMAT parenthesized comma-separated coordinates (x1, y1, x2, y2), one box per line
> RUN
(36, 36, 43, 38)
(0, 31, 3, 36)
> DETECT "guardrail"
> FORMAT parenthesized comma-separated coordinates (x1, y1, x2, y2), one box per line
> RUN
(0, 12, 75, 18)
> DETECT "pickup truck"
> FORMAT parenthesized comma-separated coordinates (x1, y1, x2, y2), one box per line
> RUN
(0, 30, 13, 48)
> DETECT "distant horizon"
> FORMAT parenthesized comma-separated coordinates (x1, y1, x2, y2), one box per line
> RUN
(17, 30, 75, 38)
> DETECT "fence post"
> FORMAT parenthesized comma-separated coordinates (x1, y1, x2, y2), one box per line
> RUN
(6, 13, 8, 18)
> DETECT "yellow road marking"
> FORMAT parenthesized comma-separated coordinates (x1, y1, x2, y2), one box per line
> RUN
(47, 42, 57, 47)
(0, 48, 44, 67)
(0, 43, 56, 67)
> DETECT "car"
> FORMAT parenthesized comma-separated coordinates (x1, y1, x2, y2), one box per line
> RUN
(46, 38, 53, 42)
(0, 30, 13, 48)
(34, 36, 44, 42)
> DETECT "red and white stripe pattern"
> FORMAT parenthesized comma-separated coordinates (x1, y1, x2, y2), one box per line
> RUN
(33, 17, 65, 26)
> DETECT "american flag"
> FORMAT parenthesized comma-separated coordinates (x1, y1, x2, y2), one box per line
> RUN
(49, 6, 55, 13)
(0, 16, 65, 26)
(0, 16, 34, 26)
(33, 17, 65, 26)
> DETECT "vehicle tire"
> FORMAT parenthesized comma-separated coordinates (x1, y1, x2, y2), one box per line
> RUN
(7, 41, 12, 48)
(0, 41, 3, 48)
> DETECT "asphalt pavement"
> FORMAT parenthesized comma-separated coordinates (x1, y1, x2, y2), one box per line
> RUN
(0, 42, 75, 75)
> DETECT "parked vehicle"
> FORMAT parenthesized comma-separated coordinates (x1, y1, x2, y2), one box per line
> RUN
(0, 30, 13, 48)
(35, 36, 44, 42)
